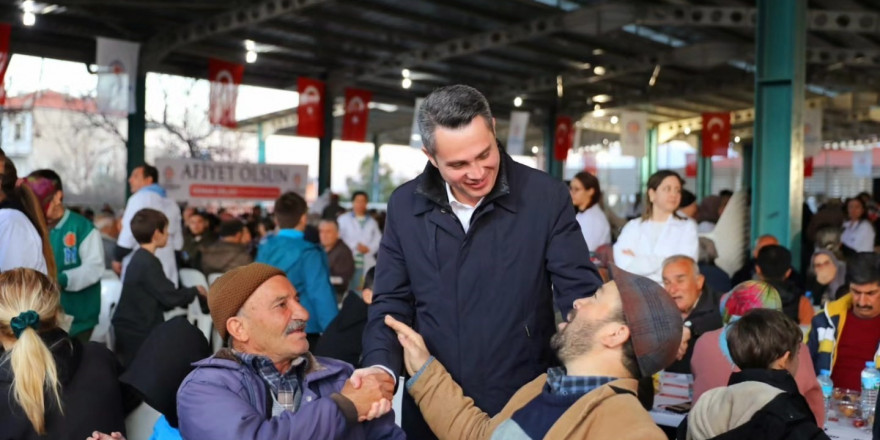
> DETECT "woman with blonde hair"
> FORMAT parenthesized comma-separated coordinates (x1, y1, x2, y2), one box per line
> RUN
(0, 268, 125, 439)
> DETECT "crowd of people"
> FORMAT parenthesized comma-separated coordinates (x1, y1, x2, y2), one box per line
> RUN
(0, 85, 878, 440)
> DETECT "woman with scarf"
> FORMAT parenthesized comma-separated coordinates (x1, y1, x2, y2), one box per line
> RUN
(806, 249, 847, 306)
(689, 280, 824, 426)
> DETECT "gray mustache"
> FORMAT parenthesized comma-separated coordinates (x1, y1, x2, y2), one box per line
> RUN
(285, 319, 307, 335)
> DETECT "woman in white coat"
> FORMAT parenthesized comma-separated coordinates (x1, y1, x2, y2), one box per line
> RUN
(613, 170, 699, 283)
(569, 172, 611, 253)
(841, 196, 875, 254)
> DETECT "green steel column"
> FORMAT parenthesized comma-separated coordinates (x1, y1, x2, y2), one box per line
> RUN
(544, 109, 563, 179)
(257, 122, 266, 164)
(696, 137, 713, 199)
(126, 73, 146, 197)
(639, 127, 658, 186)
(752, 0, 805, 267)
(318, 88, 333, 194)
(370, 134, 381, 202)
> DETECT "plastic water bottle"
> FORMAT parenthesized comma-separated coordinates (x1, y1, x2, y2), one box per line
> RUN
(818, 369, 833, 422)
(860, 362, 880, 425)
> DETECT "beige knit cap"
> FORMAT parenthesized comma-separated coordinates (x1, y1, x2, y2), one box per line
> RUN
(208, 263, 286, 339)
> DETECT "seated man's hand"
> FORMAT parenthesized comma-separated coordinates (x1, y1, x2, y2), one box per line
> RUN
(87, 432, 125, 440)
(341, 374, 395, 421)
(349, 366, 394, 389)
(677, 326, 692, 361)
(384, 315, 430, 376)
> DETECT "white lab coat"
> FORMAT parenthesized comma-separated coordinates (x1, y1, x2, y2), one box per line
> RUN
(337, 212, 382, 272)
(575, 204, 611, 252)
(117, 188, 183, 287)
(842, 219, 875, 253)
(0, 208, 47, 275)
(613, 215, 699, 283)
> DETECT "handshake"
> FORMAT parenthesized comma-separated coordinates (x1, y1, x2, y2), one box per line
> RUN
(341, 367, 396, 421)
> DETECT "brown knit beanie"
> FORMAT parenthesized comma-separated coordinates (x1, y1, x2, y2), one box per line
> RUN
(208, 263, 286, 339)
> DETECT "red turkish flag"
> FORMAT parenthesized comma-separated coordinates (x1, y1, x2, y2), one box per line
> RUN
(341, 88, 371, 142)
(804, 157, 814, 177)
(685, 153, 697, 177)
(297, 77, 325, 138)
(583, 153, 597, 175)
(208, 59, 244, 128)
(0, 23, 12, 106)
(554, 116, 573, 161)
(701, 112, 731, 157)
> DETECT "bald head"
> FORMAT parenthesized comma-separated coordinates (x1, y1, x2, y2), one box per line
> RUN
(754, 235, 779, 259)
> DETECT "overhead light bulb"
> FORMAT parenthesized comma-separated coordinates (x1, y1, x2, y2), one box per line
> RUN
(592, 104, 605, 118)
(513, 96, 523, 107)
(593, 66, 606, 76)
(531, 146, 539, 154)
(402, 77, 412, 89)
(610, 115, 619, 124)
(683, 126, 691, 135)
(734, 136, 741, 143)
(22, 11, 35, 26)
(246, 50, 257, 63)
(592, 94, 611, 103)
(244, 40, 256, 51)
(401, 69, 411, 78)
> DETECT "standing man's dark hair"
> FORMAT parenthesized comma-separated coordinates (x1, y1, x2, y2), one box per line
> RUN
(417, 84, 495, 157)
(351, 191, 368, 203)
(273, 192, 307, 230)
(756, 245, 792, 281)
(131, 208, 169, 244)
(141, 164, 159, 185)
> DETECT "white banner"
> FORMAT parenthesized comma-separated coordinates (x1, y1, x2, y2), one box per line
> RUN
(96, 37, 140, 115)
(620, 111, 648, 158)
(156, 158, 308, 202)
(804, 106, 823, 158)
(853, 150, 873, 178)
(506, 110, 530, 156)
(410, 98, 425, 149)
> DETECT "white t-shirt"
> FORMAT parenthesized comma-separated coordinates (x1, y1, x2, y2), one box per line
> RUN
(575, 204, 611, 252)
(0, 208, 47, 275)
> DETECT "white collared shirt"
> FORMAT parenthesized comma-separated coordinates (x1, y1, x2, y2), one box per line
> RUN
(446, 183, 483, 234)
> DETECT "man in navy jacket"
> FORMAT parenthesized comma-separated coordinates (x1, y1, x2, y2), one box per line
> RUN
(357, 85, 603, 439)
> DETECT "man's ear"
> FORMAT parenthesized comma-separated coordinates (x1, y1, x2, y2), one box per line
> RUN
(53, 190, 64, 205)
(696, 274, 705, 291)
(601, 323, 631, 349)
(422, 148, 437, 168)
(227, 315, 248, 343)
(784, 268, 792, 279)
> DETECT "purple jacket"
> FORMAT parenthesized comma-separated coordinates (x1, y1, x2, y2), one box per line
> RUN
(177, 350, 405, 440)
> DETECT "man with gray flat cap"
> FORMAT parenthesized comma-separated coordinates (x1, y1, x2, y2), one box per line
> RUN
(176, 262, 405, 440)
(385, 265, 681, 440)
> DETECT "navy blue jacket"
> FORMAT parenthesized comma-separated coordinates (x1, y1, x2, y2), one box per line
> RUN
(362, 151, 602, 417)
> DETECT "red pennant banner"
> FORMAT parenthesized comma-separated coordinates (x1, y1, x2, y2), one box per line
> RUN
(341, 88, 371, 142)
(804, 157, 814, 178)
(685, 153, 697, 178)
(583, 153, 597, 175)
(297, 77, 325, 138)
(0, 23, 11, 106)
(208, 58, 244, 128)
(701, 112, 731, 157)
(554, 116, 573, 161)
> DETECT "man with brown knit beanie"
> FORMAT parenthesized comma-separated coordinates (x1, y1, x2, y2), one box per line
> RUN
(176, 263, 404, 440)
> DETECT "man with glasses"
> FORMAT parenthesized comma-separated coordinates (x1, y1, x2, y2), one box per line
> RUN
(808, 252, 880, 390)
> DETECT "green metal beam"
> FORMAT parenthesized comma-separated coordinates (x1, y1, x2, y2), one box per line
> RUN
(639, 127, 659, 186)
(126, 73, 146, 197)
(257, 122, 266, 164)
(318, 89, 333, 194)
(544, 109, 563, 180)
(696, 137, 713, 200)
(752, 0, 805, 268)
(370, 134, 381, 202)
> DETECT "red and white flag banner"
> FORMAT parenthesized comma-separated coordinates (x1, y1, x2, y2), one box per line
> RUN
(0, 23, 10, 106)
(297, 77, 325, 138)
(701, 112, 731, 157)
(554, 116, 573, 161)
(341, 88, 371, 142)
(208, 58, 244, 128)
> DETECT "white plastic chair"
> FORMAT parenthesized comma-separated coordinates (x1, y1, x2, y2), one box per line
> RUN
(124, 402, 161, 440)
(91, 278, 122, 350)
(208, 272, 224, 286)
(178, 268, 212, 341)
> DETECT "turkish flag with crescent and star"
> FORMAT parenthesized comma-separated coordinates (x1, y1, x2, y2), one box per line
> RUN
(0, 23, 11, 106)
(297, 77, 325, 138)
(341, 88, 371, 142)
(208, 58, 244, 128)
(701, 112, 731, 157)
(554, 116, 573, 161)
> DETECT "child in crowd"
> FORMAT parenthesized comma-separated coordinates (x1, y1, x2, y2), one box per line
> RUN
(682, 309, 828, 440)
(112, 208, 205, 368)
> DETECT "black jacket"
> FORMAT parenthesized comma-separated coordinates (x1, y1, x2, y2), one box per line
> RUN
(766, 278, 805, 323)
(313, 291, 368, 367)
(362, 151, 602, 437)
(113, 248, 198, 368)
(0, 329, 126, 440)
(666, 286, 723, 374)
(678, 369, 829, 440)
